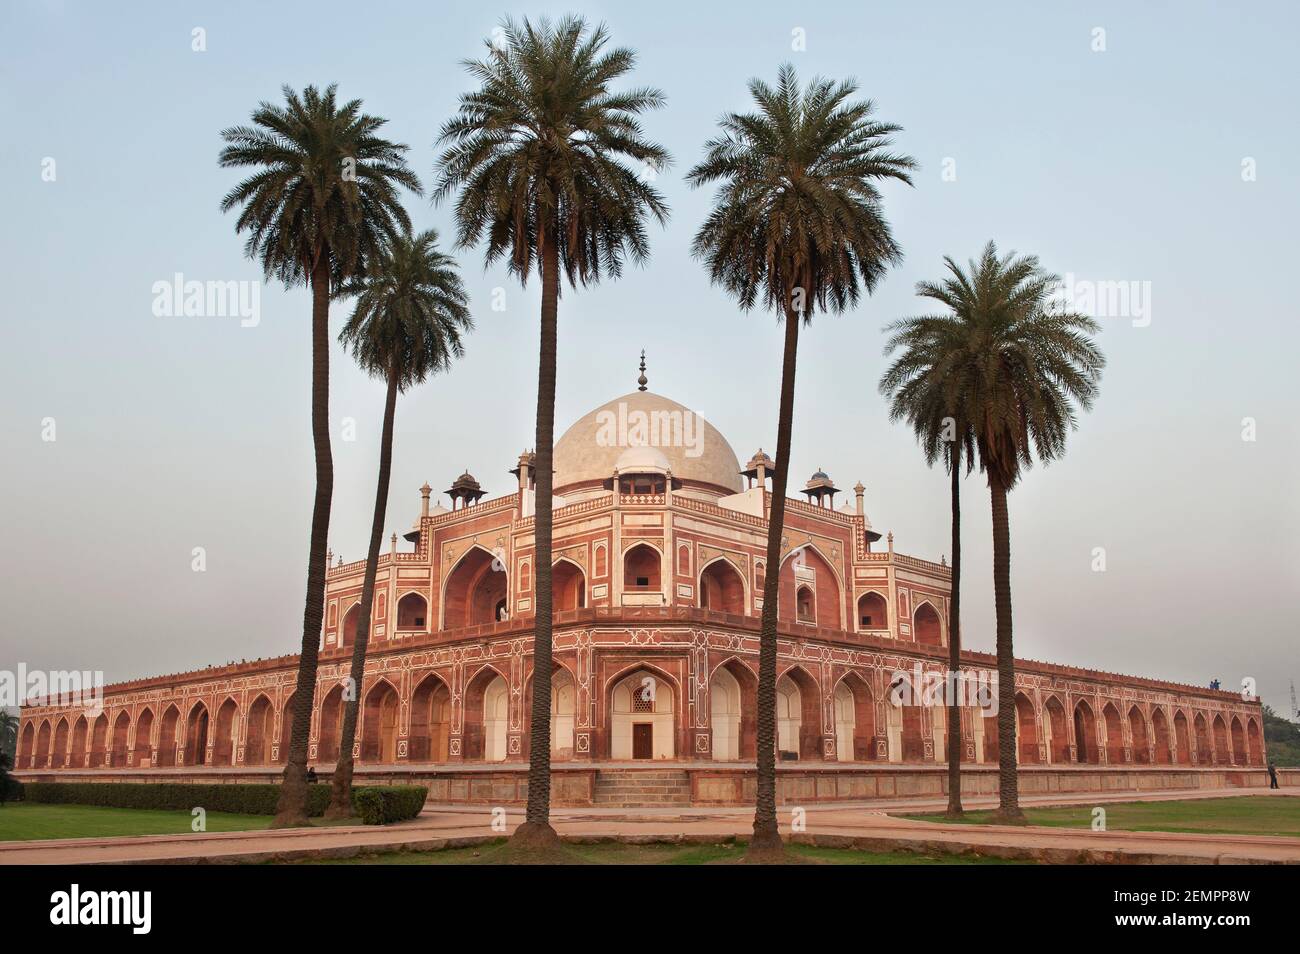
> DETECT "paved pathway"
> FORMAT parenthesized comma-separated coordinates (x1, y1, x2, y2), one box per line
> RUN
(3, 787, 1297, 865)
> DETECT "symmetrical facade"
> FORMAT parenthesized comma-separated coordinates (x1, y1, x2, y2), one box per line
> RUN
(17, 385, 1265, 799)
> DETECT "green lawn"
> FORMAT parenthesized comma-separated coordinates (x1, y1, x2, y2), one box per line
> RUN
(296, 839, 1030, 865)
(903, 795, 1300, 838)
(0, 803, 324, 841)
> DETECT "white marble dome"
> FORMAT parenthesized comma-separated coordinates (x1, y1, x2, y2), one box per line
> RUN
(553, 390, 743, 495)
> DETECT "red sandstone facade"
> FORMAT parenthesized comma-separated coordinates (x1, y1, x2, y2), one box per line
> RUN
(16, 388, 1265, 803)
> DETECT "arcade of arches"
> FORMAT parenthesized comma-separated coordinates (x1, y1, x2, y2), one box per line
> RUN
(16, 662, 1264, 773)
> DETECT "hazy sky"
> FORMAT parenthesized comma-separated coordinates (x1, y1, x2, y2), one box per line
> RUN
(3, 1, 1297, 716)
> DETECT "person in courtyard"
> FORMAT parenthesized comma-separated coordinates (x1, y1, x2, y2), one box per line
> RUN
(1268, 762, 1279, 789)
(306, 767, 318, 785)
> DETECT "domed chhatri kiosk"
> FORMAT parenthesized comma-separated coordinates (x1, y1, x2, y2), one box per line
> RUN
(17, 371, 1265, 806)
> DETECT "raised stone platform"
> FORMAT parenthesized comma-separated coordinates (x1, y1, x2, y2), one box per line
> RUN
(17, 762, 1294, 809)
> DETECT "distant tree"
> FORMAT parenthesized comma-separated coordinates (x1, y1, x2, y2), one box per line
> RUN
(1262, 705, 1300, 766)
(0, 710, 16, 763)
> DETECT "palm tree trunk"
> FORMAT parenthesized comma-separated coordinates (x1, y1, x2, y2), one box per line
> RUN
(274, 253, 334, 828)
(515, 230, 560, 848)
(990, 471, 1023, 821)
(326, 363, 400, 818)
(945, 444, 963, 817)
(751, 307, 801, 857)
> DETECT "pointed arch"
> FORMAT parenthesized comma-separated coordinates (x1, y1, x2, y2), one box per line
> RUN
(776, 665, 822, 760)
(1073, 699, 1098, 764)
(212, 698, 238, 766)
(157, 704, 180, 767)
(361, 678, 400, 762)
(396, 590, 429, 631)
(552, 557, 587, 612)
(35, 719, 52, 769)
(443, 545, 509, 628)
(317, 684, 345, 763)
(184, 702, 209, 766)
(833, 671, 876, 761)
(1193, 713, 1211, 763)
(244, 695, 274, 765)
(1151, 707, 1172, 764)
(340, 602, 361, 649)
(856, 591, 888, 631)
(609, 664, 677, 759)
(1229, 715, 1245, 766)
(1173, 709, 1191, 764)
(1101, 702, 1124, 764)
(523, 662, 578, 760)
(699, 557, 747, 615)
(52, 717, 69, 769)
(709, 656, 757, 760)
(463, 664, 510, 761)
(1015, 693, 1040, 764)
(18, 720, 34, 769)
(109, 711, 131, 768)
(410, 672, 452, 762)
(913, 600, 943, 646)
(1212, 713, 1229, 764)
(1246, 717, 1263, 765)
(622, 541, 662, 592)
(1128, 706, 1150, 764)
(133, 708, 155, 767)
(778, 544, 842, 629)
(1043, 695, 1069, 764)
(70, 715, 88, 769)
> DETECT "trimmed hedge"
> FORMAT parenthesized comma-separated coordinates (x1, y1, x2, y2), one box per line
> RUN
(23, 782, 332, 816)
(352, 786, 427, 825)
(21, 781, 426, 823)
(1, 777, 23, 803)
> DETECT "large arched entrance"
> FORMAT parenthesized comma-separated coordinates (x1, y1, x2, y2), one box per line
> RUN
(522, 666, 577, 760)
(443, 548, 509, 628)
(1073, 700, 1098, 764)
(1043, 696, 1069, 763)
(610, 669, 675, 759)
(361, 681, 400, 763)
(834, 672, 875, 761)
(410, 673, 452, 762)
(710, 659, 756, 761)
(463, 668, 509, 762)
(699, 559, 745, 615)
(777, 667, 821, 759)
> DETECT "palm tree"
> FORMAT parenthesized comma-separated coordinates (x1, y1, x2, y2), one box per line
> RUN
(893, 243, 1104, 821)
(325, 229, 472, 818)
(880, 313, 977, 816)
(688, 64, 914, 857)
(434, 16, 670, 848)
(220, 84, 421, 827)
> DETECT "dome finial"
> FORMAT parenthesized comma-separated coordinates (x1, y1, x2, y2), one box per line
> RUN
(637, 349, 648, 391)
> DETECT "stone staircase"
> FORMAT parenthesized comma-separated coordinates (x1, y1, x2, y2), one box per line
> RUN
(593, 768, 692, 807)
